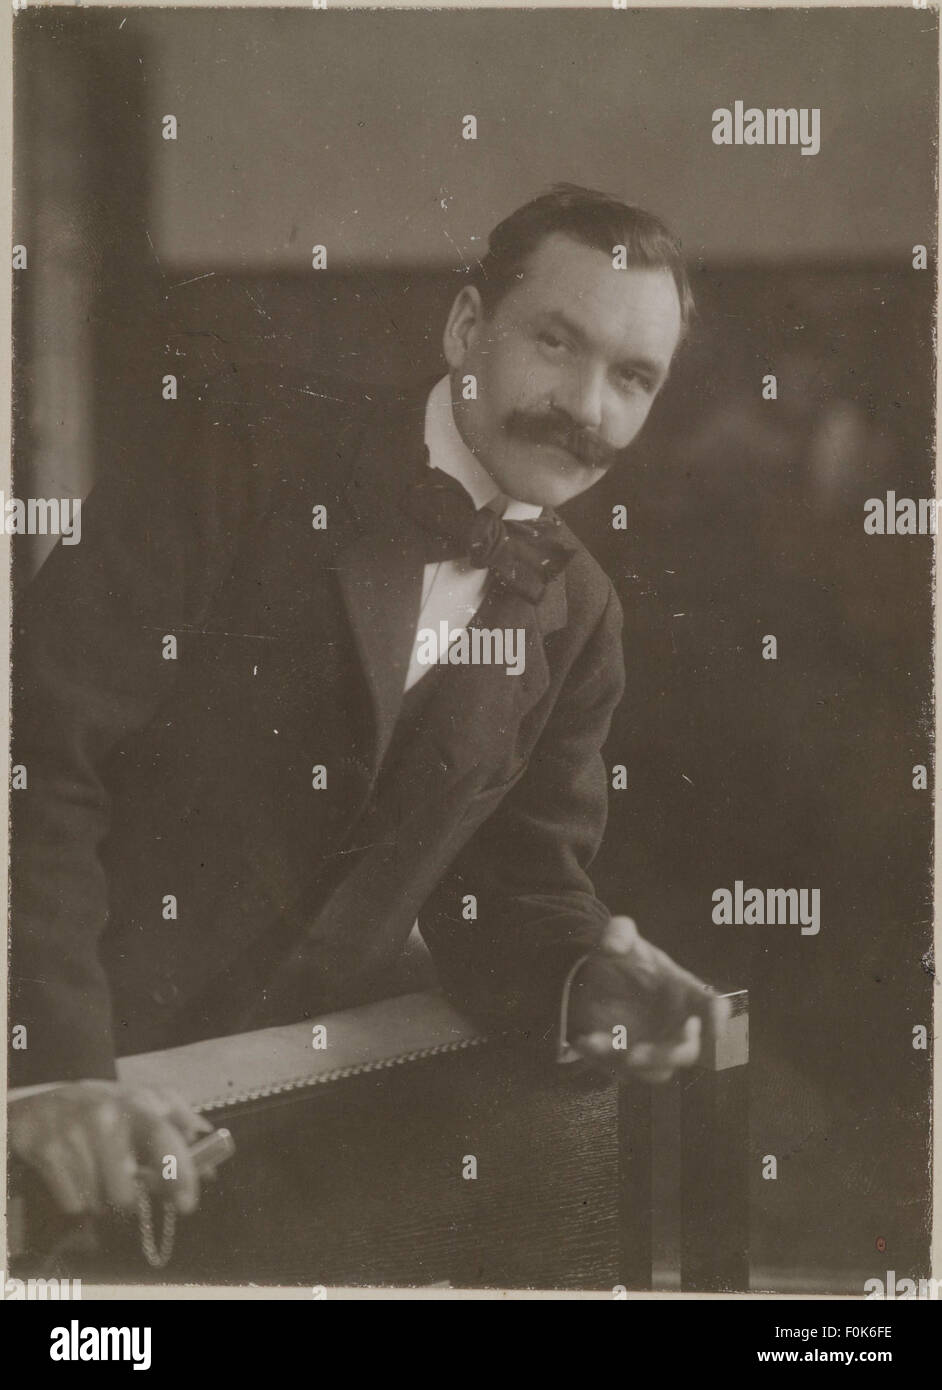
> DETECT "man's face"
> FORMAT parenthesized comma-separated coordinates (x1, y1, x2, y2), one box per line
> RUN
(443, 231, 683, 508)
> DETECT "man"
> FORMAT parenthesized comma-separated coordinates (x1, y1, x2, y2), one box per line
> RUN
(9, 184, 727, 1219)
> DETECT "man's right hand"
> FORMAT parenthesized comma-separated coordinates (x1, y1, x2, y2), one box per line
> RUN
(9, 1080, 212, 1217)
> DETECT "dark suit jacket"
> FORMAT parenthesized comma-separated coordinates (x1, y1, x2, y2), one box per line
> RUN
(9, 370, 626, 1086)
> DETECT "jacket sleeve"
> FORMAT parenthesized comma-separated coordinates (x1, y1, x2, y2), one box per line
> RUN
(8, 393, 260, 1086)
(418, 584, 626, 1054)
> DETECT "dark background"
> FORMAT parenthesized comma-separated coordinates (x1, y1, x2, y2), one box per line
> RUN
(11, 6, 937, 1290)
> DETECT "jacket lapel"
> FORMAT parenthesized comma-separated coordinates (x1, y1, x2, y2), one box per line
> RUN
(332, 380, 431, 777)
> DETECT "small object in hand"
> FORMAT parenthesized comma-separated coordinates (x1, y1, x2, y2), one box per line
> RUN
(188, 1127, 236, 1177)
(137, 1126, 236, 1188)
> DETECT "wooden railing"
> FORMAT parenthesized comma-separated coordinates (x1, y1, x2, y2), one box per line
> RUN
(10, 987, 749, 1292)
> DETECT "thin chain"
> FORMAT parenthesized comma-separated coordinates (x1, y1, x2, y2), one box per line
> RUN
(136, 1184, 176, 1269)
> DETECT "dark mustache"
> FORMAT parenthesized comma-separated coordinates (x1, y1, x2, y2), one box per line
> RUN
(503, 409, 617, 470)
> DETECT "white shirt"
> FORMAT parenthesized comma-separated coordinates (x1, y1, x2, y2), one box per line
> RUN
(404, 376, 542, 692)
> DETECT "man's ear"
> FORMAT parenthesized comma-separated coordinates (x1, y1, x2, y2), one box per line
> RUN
(443, 285, 486, 370)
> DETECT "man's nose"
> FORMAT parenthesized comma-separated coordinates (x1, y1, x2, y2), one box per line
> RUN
(553, 365, 605, 432)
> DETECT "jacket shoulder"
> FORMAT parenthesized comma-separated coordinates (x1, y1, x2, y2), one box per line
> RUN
(553, 513, 623, 635)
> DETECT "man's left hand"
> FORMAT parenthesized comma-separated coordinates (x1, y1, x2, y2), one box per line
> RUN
(566, 916, 730, 1083)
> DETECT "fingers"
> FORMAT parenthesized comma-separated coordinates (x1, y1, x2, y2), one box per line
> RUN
(130, 1100, 200, 1215)
(87, 1092, 200, 1215)
(628, 1013, 720, 1083)
(87, 1100, 138, 1212)
(62, 1121, 107, 1215)
(665, 977, 731, 1054)
(29, 1139, 90, 1217)
(599, 915, 641, 956)
(571, 1015, 706, 1084)
(624, 1014, 701, 1069)
(143, 1087, 212, 1145)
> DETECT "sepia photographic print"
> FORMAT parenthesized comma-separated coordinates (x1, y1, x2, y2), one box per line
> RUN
(2, 0, 939, 1324)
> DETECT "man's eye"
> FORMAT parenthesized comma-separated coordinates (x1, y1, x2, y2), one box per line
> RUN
(616, 369, 652, 394)
(537, 331, 568, 353)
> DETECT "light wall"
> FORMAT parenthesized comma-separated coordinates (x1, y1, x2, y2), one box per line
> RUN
(140, 7, 937, 269)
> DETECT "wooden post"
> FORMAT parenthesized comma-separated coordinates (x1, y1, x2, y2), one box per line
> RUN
(617, 1078, 653, 1290)
(680, 989, 750, 1291)
(616, 987, 749, 1292)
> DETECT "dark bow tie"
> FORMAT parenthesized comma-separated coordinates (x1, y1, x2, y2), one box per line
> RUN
(401, 453, 578, 603)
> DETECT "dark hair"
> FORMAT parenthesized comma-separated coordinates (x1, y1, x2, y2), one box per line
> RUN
(470, 183, 695, 341)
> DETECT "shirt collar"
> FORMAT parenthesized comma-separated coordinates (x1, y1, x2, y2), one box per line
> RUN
(423, 375, 543, 521)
